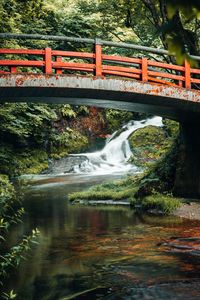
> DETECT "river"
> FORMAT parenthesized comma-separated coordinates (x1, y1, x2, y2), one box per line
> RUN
(5, 117, 200, 299)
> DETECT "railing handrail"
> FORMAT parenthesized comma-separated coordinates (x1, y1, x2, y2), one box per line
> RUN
(0, 33, 200, 62)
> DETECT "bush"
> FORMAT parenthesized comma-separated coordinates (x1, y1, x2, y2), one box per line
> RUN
(0, 175, 40, 297)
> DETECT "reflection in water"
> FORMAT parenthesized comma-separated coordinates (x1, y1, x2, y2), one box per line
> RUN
(6, 175, 200, 300)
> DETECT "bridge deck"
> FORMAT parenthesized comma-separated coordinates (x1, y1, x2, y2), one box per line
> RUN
(0, 37, 200, 122)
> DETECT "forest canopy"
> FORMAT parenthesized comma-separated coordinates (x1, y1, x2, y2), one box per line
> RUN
(0, 0, 200, 60)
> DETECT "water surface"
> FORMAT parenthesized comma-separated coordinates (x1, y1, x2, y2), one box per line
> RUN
(6, 174, 200, 300)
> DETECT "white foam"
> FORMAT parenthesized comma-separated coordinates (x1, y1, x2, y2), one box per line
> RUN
(71, 116, 163, 175)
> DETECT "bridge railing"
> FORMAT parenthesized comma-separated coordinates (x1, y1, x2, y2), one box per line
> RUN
(0, 34, 200, 89)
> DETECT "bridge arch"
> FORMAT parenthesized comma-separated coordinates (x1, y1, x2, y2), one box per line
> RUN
(1, 74, 200, 123)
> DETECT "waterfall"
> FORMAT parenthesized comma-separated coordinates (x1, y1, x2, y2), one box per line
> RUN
(72, 116, 163, 175)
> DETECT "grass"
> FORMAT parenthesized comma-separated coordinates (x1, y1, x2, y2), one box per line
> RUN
(68, 176, 182, 215)
(69, 188, 136, 201)
(141, 194, 181, 214)
(68, 176, 138, 201)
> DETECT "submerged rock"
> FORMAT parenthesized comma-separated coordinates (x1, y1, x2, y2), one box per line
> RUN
(72, 199, 130, 206)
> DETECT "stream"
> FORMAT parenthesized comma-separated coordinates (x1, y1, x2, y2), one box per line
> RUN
(5, 117, 200, 300)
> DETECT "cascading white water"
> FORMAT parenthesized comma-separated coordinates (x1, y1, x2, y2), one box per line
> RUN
(73, 116, 163, 175)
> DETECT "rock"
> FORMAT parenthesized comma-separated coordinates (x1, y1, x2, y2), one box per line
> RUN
(41, 155, 88, 174)
(128, 125, 168, 168)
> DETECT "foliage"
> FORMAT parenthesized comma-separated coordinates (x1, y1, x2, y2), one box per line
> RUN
(2, 290, 17, 300)
(0, 229, 40, 282)
(0, 175, 40, 297)
(0, 147, 49, 176)
(166, 1, 200, 20)
(0, 0, 59, 48)
(49, 128, 89, 159)
(45, 0, 200, 62)
(0, 175, 20, 236)
(59, 104, 77, 118)
(105, 109, 144, 132)
(141, 193, 181, 214)
(0, 103, 57, 142)
(0, 0, 199, 62)
(0, 103, 90, 176)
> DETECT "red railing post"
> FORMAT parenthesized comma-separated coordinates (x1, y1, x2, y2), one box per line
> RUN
(10, 66, 17, 73)
(95, 38, 103, 77)
(45, 47, 52, 74)
(184, 59, 191, 89)
(56, 56, 62, 75)
(141, 58, 148, 82)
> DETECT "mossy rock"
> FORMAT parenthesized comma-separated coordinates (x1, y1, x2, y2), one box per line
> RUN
(162, 119, 179, 137)
(128, 125, 170, 168)
(129, 125, 166, 147)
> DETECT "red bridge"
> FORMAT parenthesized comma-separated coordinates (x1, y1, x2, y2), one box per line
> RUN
(1, 33, 200, 197)
(0, 33, 200, 122)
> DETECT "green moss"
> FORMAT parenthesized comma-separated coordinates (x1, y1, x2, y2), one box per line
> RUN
(69, 174, 181, 214)
(106, 109, 137, 132)
(162, 119, 179, 137)
(0, 128, 89, 176)
(0, 174, 15, 201)
(69, 188, 137, 201)
(141, 194, 181, 214)
(129, 125, 166, 147)
(49, 129, 89, 158)
(0, 146, 48, 176)
(129, 125, 171, 168)
(69, 176, 138, 201)
(136, 139, 179, 195)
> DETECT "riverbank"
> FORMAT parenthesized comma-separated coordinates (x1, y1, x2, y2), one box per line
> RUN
(68, 175, 181, 213)
(174, 201, 200, 220)
(71, 193, 200, 221)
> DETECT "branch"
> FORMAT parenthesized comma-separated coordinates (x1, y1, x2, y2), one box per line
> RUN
(141, 0, 162, 28)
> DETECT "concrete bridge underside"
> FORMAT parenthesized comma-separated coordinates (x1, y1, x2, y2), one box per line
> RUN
(0, 74, 200, 123)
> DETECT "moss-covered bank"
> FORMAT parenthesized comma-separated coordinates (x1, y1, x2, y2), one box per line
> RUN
(69, 175, 182, 214)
